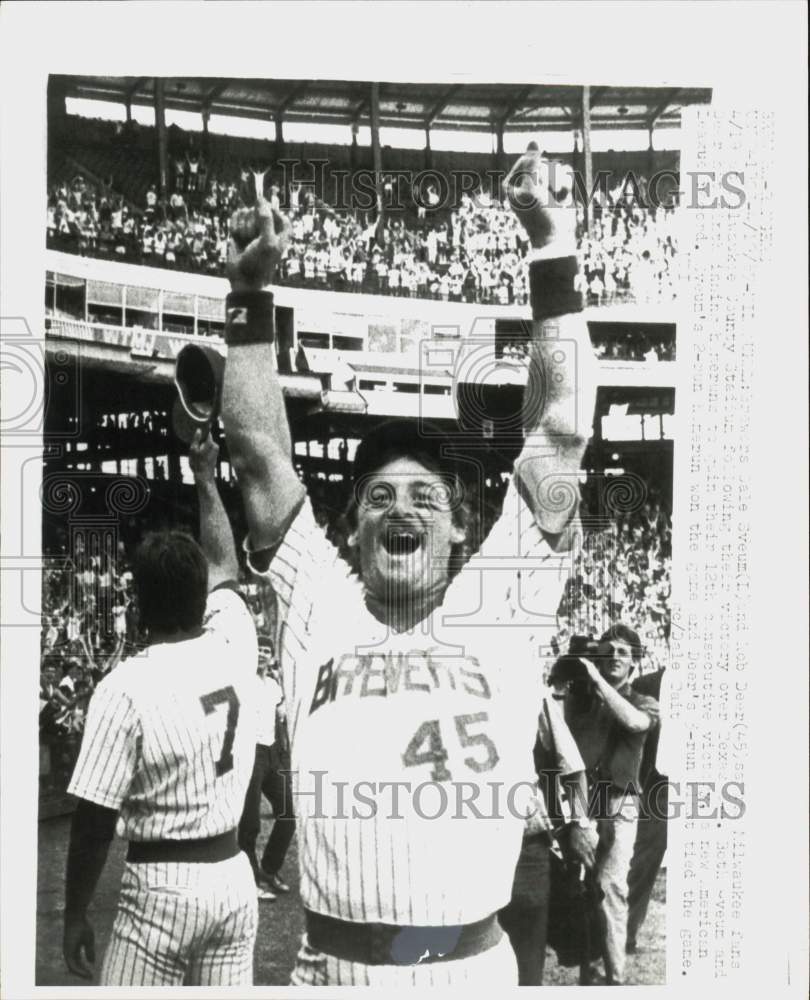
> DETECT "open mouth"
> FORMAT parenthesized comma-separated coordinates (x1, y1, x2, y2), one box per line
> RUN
(382, 530, 423, 557)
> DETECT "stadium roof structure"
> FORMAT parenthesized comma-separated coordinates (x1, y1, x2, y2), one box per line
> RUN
(61, 76, 711, 134)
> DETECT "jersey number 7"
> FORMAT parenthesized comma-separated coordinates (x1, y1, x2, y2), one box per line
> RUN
(200, 686, 240, 776)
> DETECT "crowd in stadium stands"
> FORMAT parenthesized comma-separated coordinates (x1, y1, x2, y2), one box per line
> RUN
(592, 330, 675, 362)
(39, 545, 134, 742)
(39, 531, 265, 742)
(554, 495, 673, 676)
(46, 157, 679, 308)
(39, 469, 672, 752)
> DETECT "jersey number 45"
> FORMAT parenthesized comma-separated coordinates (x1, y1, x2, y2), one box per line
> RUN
(402, 712, 498, 782)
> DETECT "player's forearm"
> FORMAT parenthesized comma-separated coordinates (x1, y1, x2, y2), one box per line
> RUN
(221, 334, 305, 546)
(196, 478, 239, 586)
(526, 310, 597, 446)
(518, 251, 597, 535)
(592, 675, 651, 733)
(64, 800, 116, 918)
(221, 318, 292, 467)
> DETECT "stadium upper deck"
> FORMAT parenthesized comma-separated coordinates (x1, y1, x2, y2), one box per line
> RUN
(44, 75, 684, 433)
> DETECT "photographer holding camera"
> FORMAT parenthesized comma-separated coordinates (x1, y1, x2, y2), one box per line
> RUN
(553, 625, 659, 985)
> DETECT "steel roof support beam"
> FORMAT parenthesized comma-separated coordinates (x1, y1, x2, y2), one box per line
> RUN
(124, 77, 147, 122)
(647, 88, 681, 129)
(203, 80, 229, 109)
(424, 85, 462, 128)
(581, 85, 593, 232)
(588, 86, 608, 109)
(277, 81, 311, 117)
(154, 78, 168, 199)
(370, 83, 383, 232)
(498, 86, 535, 129)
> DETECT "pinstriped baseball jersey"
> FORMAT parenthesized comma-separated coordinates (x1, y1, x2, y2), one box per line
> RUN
(252, 477, 572, 926)
(68, 587, 259, 840)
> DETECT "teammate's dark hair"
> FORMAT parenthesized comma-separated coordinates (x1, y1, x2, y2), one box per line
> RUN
(132, 531, 208, 636)
(599, 623, 643, 662)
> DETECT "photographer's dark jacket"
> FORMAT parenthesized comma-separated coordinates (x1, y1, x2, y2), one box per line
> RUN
(563, 682, 658, 794)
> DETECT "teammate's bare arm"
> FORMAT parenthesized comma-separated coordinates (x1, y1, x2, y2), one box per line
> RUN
(63, 800, 117, 978)
(506, 148, 598, 544)
(189, 428, 240, 591)
(220, 197, 305, 560)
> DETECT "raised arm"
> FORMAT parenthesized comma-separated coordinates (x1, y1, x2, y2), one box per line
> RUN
(188, 429, 239, 591)
(581, 658, 658, 733)
(220, 198, 305, 556)
(505, 147, 599, 545)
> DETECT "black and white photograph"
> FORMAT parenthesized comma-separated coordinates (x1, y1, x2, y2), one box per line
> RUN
(1, 3, 807, 998)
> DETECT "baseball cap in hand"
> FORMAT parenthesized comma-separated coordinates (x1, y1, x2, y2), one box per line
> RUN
(175, 343, 225, 426)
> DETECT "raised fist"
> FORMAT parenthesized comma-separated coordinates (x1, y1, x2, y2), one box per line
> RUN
(504, 144, 577, 252)
(226, 196, 291, 292)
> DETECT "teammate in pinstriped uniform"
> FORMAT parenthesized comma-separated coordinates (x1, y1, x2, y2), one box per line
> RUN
(212, 145, 598, 985)
(238, 637, 296, 899)
(62, 431, 259, 986)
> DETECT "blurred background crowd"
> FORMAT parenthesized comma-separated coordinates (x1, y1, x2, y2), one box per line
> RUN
(47, 150, 679, 308)
(40, 471, 671, 748)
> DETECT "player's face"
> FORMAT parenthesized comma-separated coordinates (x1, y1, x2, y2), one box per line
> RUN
(597, 639, 634, 687)
(351, 455, 466, 604)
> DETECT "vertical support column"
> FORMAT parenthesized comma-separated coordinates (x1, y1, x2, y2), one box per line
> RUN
(125, 100, 132, 125)
(154, 77, 168, 199)
(350, 122, 359, 172)
(424, 127, 432, 171)
(202, 107, 210, 157)
(370, 82, 384, 233)
(47, 75, 69, 141)
(275, 114, 285, 161)
(580, 85, 593, 232)
(647, 123, 655, 192)
(495, 122, 505, 181)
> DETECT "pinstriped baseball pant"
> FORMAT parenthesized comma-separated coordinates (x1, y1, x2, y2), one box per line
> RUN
(289, 930, 518, 987)
(100, 853, 257, 986)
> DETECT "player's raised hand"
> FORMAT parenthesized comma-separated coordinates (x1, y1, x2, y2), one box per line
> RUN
(504, 142, 577, 251)
(188, 427, 219, 484)
(226, 195, 291, 292)
(63, 912, 96, 979)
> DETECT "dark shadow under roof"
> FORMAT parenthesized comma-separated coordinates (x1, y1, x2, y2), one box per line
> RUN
(58, 76, 712, 134)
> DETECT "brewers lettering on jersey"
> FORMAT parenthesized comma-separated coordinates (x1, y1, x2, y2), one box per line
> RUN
(218, 145, 596, 985)
(62, 431, 259, 986)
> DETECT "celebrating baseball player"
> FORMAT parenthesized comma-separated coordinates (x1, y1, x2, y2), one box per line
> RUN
(214, 145, 598, 985)
(62, 430, 259, 986)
